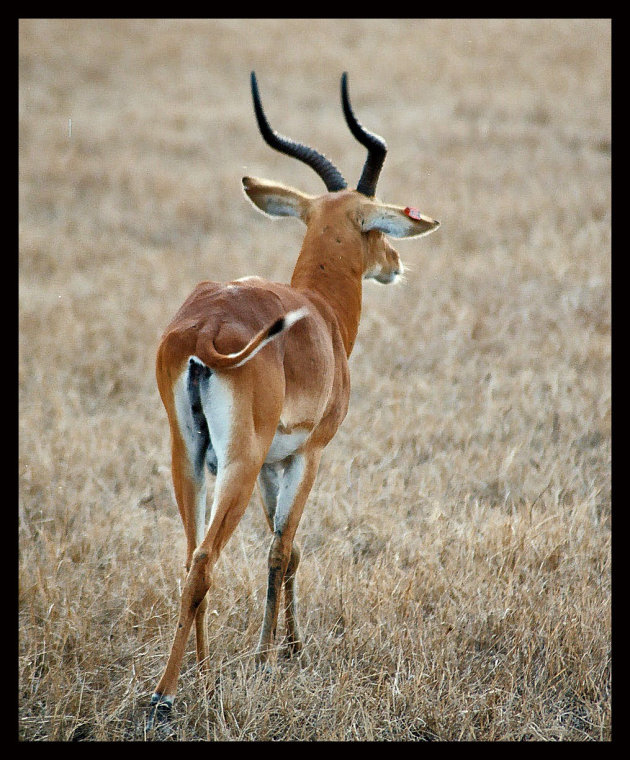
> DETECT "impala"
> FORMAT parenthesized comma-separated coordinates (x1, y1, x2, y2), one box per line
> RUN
(149, 72, 439, 717)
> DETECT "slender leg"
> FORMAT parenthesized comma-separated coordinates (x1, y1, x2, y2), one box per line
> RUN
(282, 543, 306, 660)
(168, 366, 212, 668)
(258, 464, 305, 658)
(256, 449, 321, 665)
(152, 459, 263, 707)
(168, 430, 210, 665)
(257, 462, 281, 530)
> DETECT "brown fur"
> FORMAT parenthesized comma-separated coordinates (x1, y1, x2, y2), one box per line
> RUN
(151, 128, 438, 712)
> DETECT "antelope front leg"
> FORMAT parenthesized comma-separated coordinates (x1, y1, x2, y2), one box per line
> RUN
(283, 544, 307, 662)
(256, 450, 321, 666)
(257, 464, 303, 657)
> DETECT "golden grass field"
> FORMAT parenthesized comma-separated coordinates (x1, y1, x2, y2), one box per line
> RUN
(19, 19, 611, 741)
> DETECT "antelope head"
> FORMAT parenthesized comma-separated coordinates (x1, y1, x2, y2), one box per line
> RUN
(243, 72, 439, 294)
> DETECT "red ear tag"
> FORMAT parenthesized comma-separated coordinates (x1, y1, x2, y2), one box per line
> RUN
(404, 206, 422, 220)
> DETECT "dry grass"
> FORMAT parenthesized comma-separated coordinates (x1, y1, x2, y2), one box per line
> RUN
(19, 19, 610, 741)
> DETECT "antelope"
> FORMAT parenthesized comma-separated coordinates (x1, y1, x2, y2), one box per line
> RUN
(149, 72, 439, 717)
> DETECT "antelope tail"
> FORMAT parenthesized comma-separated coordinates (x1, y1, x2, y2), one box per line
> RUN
(201, 307, 309, 370)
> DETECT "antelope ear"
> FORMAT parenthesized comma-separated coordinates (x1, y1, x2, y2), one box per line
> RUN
(242, 177, 313, 222)
(360, 200, 440, 238)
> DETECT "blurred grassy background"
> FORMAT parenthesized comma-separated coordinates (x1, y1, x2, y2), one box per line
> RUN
(19, 19, 610, 740)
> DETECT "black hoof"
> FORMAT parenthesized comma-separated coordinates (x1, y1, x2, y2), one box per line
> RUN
(146, 694, 173, 732)
(253, 656, 274, 677)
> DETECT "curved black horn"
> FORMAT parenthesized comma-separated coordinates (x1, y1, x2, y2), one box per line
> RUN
(250, 72, 348, 193)
(341, 72, 387, 197)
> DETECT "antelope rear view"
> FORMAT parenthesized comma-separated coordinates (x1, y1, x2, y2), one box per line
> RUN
(149, 72, 439, 720)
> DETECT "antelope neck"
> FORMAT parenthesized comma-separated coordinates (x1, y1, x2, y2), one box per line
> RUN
(290, 223, 363, 357)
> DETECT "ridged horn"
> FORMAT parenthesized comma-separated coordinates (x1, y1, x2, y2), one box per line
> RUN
(250, 72, 348, 193)
(341, 72, 387, 197)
